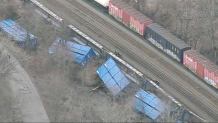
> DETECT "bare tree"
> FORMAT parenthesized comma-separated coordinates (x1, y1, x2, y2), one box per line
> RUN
(0, 1, 34, 121)
(208, 0, 217, 62)
(158, 102, 182, 122)
(0, 0, 19, 20)
(0, 35, 31, 123)
(0, 81, 23, 122)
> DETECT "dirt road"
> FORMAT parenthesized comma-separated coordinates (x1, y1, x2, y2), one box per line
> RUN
(1, 45, 49, 122)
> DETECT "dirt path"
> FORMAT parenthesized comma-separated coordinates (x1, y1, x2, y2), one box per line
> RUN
(1, 46, 50, 122)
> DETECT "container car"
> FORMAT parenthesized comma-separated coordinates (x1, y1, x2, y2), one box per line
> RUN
(145, 23, 191, 63)
(183, 50, 218, 88)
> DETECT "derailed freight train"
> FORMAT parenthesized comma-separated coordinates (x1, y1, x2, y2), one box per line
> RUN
(88, 0, 218, 88)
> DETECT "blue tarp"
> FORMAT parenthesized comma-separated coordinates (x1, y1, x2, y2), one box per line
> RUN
(133, 89, 166, 120)
(0, 19, 37, 49)
(49, 37, 95, 66)
(177, 120, 183, 123)
(96, 57, 130, 96)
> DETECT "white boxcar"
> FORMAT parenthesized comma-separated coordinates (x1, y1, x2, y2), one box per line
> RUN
(94, 0, 110, 7)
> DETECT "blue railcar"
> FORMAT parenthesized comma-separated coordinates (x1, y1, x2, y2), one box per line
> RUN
(49, 37, 95, 66)
(0, 19, 38, 50)
(145, 23, 191, 63)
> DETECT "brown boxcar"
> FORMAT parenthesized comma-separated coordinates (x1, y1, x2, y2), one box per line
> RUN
(183, 50, 199, 73)
(204, 64, 218, 88)
(183, 50, 218, 88)
(183, 50, 209, 79)
(122, 6, 133, 27)
(109, 0, 153, 35)
(109, 0, 128, 22)
(129, 9, 153, 35)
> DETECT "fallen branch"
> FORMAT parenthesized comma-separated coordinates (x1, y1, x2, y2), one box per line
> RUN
(86, 83, 104, 94)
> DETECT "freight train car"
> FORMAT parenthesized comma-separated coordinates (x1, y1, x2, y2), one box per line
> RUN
(90, 0, 218, 89)
(109, 0, 153, 35)
(108, 0, 126, 22)
(93, 0, 109, 12)
(183, 50, 218, 88)
(145, 23, 191, 63)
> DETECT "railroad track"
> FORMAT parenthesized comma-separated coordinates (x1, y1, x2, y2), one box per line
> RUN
(66, 0, 216, 94)
(41, 0, 218, 121)
(66, 0, 214, 98)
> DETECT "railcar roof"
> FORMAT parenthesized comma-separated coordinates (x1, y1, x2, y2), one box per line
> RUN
(148, 23, 190, 49)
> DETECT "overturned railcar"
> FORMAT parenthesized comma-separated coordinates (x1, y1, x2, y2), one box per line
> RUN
(0, 19, 38, 50)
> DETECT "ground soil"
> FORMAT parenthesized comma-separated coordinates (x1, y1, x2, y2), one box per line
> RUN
(0, 1, 151, 122)
(0, 0, 182, 122)
(0, 77, 22, 122)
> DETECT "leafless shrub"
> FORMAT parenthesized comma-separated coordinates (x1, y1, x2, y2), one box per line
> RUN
(0, 0, 19, 20)
(0, 38, 29, 122)
(0, 79, 22, 122)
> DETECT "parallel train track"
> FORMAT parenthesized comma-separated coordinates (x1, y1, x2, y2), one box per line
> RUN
(42, 0, 218, 121)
